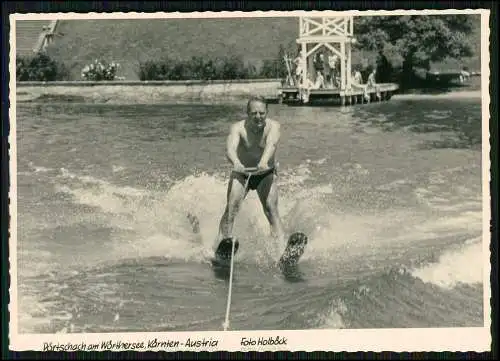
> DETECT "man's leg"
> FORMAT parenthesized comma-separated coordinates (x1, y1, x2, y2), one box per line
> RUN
(256, 172, 286, 245)
(218, 173, 248, 241)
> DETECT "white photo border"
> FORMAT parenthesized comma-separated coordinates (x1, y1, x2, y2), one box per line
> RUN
(7, 8, 493, 353)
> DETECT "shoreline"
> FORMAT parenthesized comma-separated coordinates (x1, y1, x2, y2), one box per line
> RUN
(14, 79, 481, 105)
(15, 78, 282, 87)
(15, 79, 283, 104)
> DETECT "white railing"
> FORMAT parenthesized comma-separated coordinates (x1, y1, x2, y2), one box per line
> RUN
(299, 16, 353, 38)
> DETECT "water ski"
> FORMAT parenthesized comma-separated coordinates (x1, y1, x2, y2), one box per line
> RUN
(211, 238, 240, 268)
(278, 232, 308, 278)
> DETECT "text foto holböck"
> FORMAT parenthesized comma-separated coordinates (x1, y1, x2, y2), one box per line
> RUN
(241, 336, 288, 346)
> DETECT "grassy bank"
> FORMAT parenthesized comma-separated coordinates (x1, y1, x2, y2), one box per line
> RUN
(44, 18, 299, 81)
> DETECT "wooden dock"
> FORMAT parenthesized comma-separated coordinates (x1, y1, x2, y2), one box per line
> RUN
(277, 82, 399, 106)
(273, 16, 401, 107)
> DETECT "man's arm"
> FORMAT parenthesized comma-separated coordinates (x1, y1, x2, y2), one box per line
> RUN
(258, 121, 281, 168)
(226, 123, 242, 167)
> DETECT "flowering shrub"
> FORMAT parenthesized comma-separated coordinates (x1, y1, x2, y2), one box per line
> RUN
(81, 60, 120, 81)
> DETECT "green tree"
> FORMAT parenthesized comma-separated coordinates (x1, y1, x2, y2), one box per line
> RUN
(354, 15, 476, 85)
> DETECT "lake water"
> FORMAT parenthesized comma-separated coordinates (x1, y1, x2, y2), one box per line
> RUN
(14, 88, 486, 333)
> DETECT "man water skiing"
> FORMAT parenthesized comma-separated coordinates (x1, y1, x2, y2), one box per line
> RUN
(214, 96, 286, 260)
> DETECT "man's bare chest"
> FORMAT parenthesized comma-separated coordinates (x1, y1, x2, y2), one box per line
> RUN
(241, 131, 266, 150)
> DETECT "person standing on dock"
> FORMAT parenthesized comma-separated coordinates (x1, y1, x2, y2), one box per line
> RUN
(351, 67, 363, 87)
(294, 50, 306, 87)
(313, 52, 325, 84)
(328, 52, 339, 88)
(215, 96, 286, 253)
(365, 68, 380, 101)
(366, 68, 377, 88)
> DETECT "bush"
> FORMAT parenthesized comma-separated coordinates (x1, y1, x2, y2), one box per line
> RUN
(16, 52, 69, 81)
(260, 59, 282, 79)
(138, 55, 266, 81)
(81, 59, 120, 81)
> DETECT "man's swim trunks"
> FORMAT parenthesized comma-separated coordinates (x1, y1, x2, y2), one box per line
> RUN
(234, 167, 276, 191)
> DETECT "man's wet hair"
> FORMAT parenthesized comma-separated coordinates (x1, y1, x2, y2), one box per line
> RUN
(247, 96, 268, 113)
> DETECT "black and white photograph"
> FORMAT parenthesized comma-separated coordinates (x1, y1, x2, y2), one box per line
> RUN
(8, 8, 492, 352)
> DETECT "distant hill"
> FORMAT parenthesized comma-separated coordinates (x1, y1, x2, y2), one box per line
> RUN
(38, 16, 481, 81)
